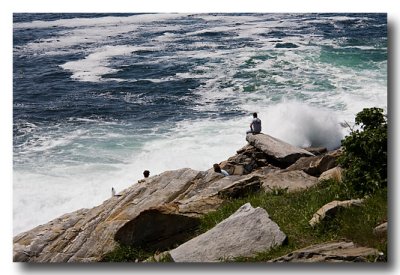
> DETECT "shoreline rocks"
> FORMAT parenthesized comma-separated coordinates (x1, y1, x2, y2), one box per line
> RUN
(15, 133, 368, 263)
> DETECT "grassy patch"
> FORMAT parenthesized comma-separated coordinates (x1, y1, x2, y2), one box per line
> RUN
(101, 244, 153, 262)
(198, 180, 387, 262)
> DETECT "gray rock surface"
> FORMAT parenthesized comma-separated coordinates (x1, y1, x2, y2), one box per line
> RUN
(286, 148, 342, 176)
(169, 203, 287, 262)
(309, 199, 364, 227)
(373, 222, 387, 237)
(246, 133, 314, 167)
(218, 175, 262, 198)
(270, 241, 382, 262)
(260, 170, 318, 193)
(318, 167, 343, 182)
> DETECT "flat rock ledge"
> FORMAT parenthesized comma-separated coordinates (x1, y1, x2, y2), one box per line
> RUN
(246, 133, 314, 168)
(269, 241, 383, 262)
(169, 203, 287, 262)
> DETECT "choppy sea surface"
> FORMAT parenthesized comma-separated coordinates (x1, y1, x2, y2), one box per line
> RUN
(13, 13, 387, 234)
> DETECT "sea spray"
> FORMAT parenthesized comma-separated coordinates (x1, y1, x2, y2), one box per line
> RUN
(261, 101, 344, 150)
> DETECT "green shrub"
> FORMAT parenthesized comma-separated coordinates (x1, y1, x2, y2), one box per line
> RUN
(339, 107, 387, 195)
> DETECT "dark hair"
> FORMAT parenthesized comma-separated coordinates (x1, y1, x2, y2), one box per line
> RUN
(253, 112, 258, 118)
(143, 170, 150, 178)
(213, 164, 221, 173)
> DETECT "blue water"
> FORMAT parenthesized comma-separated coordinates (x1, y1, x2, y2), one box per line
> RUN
(13, 13, 387, 234)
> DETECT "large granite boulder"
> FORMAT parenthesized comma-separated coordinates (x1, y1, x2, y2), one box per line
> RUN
(269, 241, 383, 262)
(169, 203, 287, 262)
(14, 168, 248, 262)
(246, 134, 314, 168)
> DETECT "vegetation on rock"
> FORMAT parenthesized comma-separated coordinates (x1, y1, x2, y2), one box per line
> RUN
(339, 107, 387, 195)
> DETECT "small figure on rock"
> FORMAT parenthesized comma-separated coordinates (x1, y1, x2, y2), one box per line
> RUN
(138, 170, 150, 183)
(246, 112, 262, 135)
(213, 163, 229, 176)
(111, 187, 121, 198)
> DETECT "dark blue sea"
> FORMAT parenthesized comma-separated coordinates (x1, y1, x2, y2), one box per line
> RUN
(13, 13, 387, 234)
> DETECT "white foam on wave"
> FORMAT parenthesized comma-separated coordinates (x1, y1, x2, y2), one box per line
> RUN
(60, 45, 137, 82)
(16, 14, 184, 56)
(14, 14, 185, 30)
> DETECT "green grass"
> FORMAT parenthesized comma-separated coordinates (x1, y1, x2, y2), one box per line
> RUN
(101, 245, 154, 262)
(198, 180, 387, 262)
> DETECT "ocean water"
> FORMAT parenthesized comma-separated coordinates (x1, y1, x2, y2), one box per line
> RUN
(13, 13, 387, 235)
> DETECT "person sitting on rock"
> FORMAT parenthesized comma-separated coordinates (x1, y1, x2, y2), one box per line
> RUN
(246, 112, 262, 135)
(138, 170, 150, 183)
(213, 163, 229, 176)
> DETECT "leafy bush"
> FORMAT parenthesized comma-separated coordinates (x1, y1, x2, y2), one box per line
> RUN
(339, 107, 387, 195)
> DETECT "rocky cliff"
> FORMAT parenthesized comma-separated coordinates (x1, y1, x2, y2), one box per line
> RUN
(13, 133, 379, 263)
